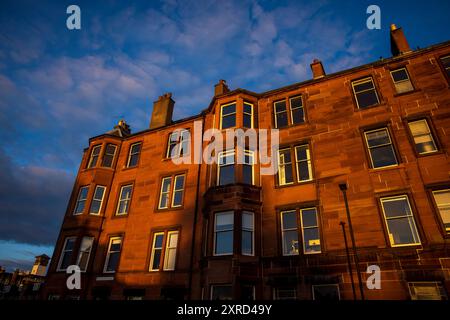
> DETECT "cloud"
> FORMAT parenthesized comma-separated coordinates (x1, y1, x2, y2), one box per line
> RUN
(0, 149, 74, 245)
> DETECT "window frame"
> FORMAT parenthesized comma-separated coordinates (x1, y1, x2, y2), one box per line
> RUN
(430, 188, 450, 236)
(149, 232, 165, 272)
(406, 118, 439, 155)
(276, 143, 315, 187)
(73, 186, 89, 216)
(379, 195, 421, 247)
(351, 76, 380, 109)
(390, 67, 415, 94)
(363, 127, 399, 169)
(312, 284, 341, 301)
(299, 207, 321, 254)
(103, 236, 123, 274)
(57, 236, 77, 272)
(437, 54, 450, 85)
(277, 148, 294, 186)
(115, 184, 133, 216)
(219, 102, 237, 130)
(163, 230, 179, 271)
(87, 144, 102, 169)
(76, 236, 94, 272)
(289, 95, 305, 125)
(101, 143, 117, 168)
(280, 210, 299, 256)
(294, 144, 313, 183)
(157, 173, 186, 210)
(241, 211, 254, 256)
(89, 185, 106, 215)
(217, 150, 236, 186)
(242, 149, 255, 185)
(166, 129, 190, 158)
(213, 211, 234, 256)
(243, 102, 254, 129)
(273, 100, 289, 129)
(408, 281, 447, 300)
(126, 142, 142, 168)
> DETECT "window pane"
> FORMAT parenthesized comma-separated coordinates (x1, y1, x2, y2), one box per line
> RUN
(242, 231, 253, 255)
(391, 69, 409, 82)
(120, 185, 132, 200)
(303, 228, 321, 253)
(282, 211, 297, 229)
(394, 80, 414, 94)
(155, 234, 164, 248)
(291, 107, 304, 124)
(172, 191, 183, 207)
(152, 250, 162, 270)
(222, 104, 236, 115)
(366, 129, 390, 147)
(216, 212, 233, 231)
(243, 164, 253, 185)
(60, 252, 72, 270)
(279, 149, 291, 164)
(91, 199, 101, 213)
(242, 212, 254, 229)
(301, 208, 317, 227)
(381, 198, 411, 218)
(159, 193, 169, 209)
(106, 252, 120, 272)
(162, 178, 171, 193)
(274, 288, 297, 300)
(282, 230, 299, 255)
(275, 101, 286, 113)
(409, 282, 446, 300)
(243, 114, 252, 128)
(164, 232, 178, 270)
(221, 115, 236, 129)
(102, 144, 116, 167)
(298, 161, 311, 181)
(386, 217, 420, 245)
(128, 154, 139, 167)
(88, 146, 101, 168)
(215, 231, 233, 254)
(370, 145, 397, 167)
(219, 165, 235, 185)
(211, 285, 233, 300)
(353, 80, 375, 92)
(174, 175, 184, 190)
(275, 112, 288, 128)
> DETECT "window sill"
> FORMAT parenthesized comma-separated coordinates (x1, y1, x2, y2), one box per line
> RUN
(80, 167, 115, 173)
(414, 150, 443, 158)
(355, 102, 388, 112)
(111, 214, 129, 219)
(368, 163, 403, 172)
(121, 165, 139, 171)
(393, 88, 421, 97)
(154, 206, 185, 213)
(275, 180, 315, 189)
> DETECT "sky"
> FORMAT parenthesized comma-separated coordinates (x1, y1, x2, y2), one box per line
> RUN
(0, 0, 449, 272)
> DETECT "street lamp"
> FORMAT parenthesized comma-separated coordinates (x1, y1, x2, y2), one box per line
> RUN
(339, 183, 365, 300)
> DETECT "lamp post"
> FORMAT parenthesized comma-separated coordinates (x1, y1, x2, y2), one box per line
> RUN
(339, 183, 365, 300)
(340, 221, 357, 300)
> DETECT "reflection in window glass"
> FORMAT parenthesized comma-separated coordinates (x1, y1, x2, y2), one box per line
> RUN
(432, 189, 450, 232)
(352, 77, 380, 109)
(408, 119, 437, 154)
(281, 210, 298, 255)
(365, 128, 398, 168)
(214, 211, 234, 255)
(220, 103, 236, 129)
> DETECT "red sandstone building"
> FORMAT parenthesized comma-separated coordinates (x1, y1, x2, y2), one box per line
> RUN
(43, 25, 450, 300)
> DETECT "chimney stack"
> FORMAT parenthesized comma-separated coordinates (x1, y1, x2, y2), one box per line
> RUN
(150, 93, 174, 129)
(214, 79, 230, 96)
(390, 24, 411, 56)
(310, 59, 326, 79)
(114, 119, 131, 136)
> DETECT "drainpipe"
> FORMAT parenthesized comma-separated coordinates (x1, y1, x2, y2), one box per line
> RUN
(340, 221, 357, 300)
(187, 113, 206, 299)
(339, 183, 365, 300)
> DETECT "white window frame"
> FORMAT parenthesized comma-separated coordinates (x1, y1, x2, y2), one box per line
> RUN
(217, 150, 235, 186)
(351, 77, 380, 109)
(166, 129, 190, 158)
(364, 128, 398, 169)
(295, 144, 313, 182)
(158, 177, 172, 209)
(219, 102, 237, 130)
(101, 144, 117, 168)
(312, 284, 341, 300)
(213, 211, 234, 256)
(73, 186, 89, 215)
(103, 236, 122, 273)
(115, 184, 132, 215)
(57, 237, 77, 271)
(390, 67, 414, 94)
(380, 195, 421, 247)
(432, 189, 450, 233)
(273, 100, 288, 128)
(273, 287, 297, 300)
(87, 145, 101, 168)
(278, 148, 294, 186)
(280, 210, 299, 256)
(299, 207, 321, 254)
(89, 185, 106, 215)
(241, 211, 254, 256)
(76, 236, 94, 272)
(289, 95, 304, 124)
(408, 119, 438, 155)
(243, 102, 254, 129)
(163, 231, 179, 271)
(149, 232, 164, 272)
(127, 142, 142, 167)
(171, 174, 185, 208)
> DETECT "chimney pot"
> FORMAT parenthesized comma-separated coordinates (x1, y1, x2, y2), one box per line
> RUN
(310, 59, 326, 79)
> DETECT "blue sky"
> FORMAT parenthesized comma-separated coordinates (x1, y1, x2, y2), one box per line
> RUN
(0, 0, 449, 271)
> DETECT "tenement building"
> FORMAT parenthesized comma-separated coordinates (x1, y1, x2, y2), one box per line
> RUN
(43, 25, 450, 300)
